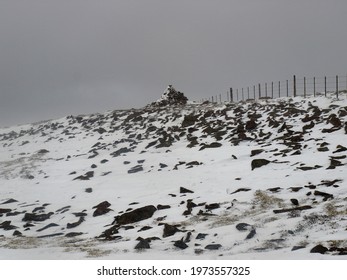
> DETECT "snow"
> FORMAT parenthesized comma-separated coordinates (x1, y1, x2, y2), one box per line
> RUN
(0, 93, 346, 259)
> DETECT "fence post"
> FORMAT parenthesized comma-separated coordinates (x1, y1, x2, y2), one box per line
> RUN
(324, 76, 327, 97)
(236, 89, 239, 102)
(304, 77, 306, 98)
(336, 75, 339, 99)
(253, 85, 256, 100)
(279, 81, 281, 97)
(286, 80, 288, 97)
(313, 77, 316, 97)
(258, 83, 261, 99)
(247, 87, 250, 100)
(293, 75, 296, 97)
(230, 88, 233, 102)
(271, 82, 274, 99)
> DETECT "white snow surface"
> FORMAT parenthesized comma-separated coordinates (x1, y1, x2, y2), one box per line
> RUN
(0, 93, 346, 259)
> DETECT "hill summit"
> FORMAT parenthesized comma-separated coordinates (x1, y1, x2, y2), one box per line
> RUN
(152, 85, 188, 106)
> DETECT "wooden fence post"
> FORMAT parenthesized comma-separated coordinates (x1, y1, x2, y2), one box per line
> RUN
(293, 75, 296, 97)
(313, 77, 316, 97)
(230, 88, 233, 102)
(286, 80, 289, 97)
(271, 82, 274, 99)
(304, 77, 306, 98)
(324, 76, 327, 97)
(253, 85, 256, 99)
(258, 83, 261, 99)
(336, 75, 339, 99)
(279, 81, 281, 97)
(247, 87, 250, 100)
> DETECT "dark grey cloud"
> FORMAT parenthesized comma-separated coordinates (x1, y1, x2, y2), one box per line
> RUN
(1, 0, 346, 127)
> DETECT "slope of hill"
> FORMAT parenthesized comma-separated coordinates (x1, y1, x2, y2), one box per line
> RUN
(0, 92, 346, 259)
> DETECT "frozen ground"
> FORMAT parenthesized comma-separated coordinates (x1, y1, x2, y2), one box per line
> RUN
(0, 92, 346, 259)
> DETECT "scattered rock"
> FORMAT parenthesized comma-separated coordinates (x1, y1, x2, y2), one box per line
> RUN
(205, 244, 222, 250)
(135, 238, 151, 250)
(236, 223, 252, 232)
(93, 201, 112, 217)
(180, 187, 194, 194)
(128, 165, 144, 174)
(310, 244, 328, 254)
(163, 224, 180, 238)
(174, 239, 188, 250)
(114, 205, 157, 225)
(251, 159, 270, 170)
(22, 212, 53, 222)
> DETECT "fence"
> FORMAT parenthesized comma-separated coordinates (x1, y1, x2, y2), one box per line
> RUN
(202, 74, 347, 103)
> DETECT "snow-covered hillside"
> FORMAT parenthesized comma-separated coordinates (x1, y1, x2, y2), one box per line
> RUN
(0, 92, 347, 259)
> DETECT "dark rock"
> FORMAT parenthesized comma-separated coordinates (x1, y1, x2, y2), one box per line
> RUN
(1, 198, 18, 205)
(246, 228, 257, 239)
(65, 232, 84, 238)
(0, 208, 12, 214)
(37, 149, 50, 154)
(292, 245, 306, 251)
(174, 239, 188, 250)
(236, 223, 252, 232)
(135, 239, 151, 250)
(0, 221, 17, 230)
(13, 230, 23, 237)
(157, 204, 171, 210)
(199, 142, 222, 150)
(138, 226, 152, 232)
(67, 217, 85, 229)
(196, 233, 208, 240)
(205, 244, 222, 250)
(37, 223, 59, 232)
(159, 163, 168, 168)
(182, 114, 198, 128)
(267, 187, 282, 193)
(230, 188, 251, 194)
(310, 244, 328, 254)
(333, 145, 347, 153)
(327, 114, 342, 127)
(127, 165, 144, 174)
(251, 159, 270, 170)
(205, 203, 220, 210)
(245, 119, 257, 130)
(290, 199, 299, 206)
(22, 212, 53, 222)
(110, 147, 132, 157)
(91, 164, 97, 169)
(251, 149, 264, 157)
(93, 201, 111, 217)
(100, 159, 109, 164)
(163, 224, 180, 238)
(114, 205, 157, 225)
(180, 187, 194, 194)
(73, 171, 94, 181)
(314, 190, 333, 201)
(85, 188, 93, 193)
(37, 233, 64, 238)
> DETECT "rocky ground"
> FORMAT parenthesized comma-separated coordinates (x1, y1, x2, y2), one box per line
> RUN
(0, 89, 346, 259)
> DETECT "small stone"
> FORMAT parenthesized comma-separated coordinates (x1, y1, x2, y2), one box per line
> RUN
(205, 244, 222, 250)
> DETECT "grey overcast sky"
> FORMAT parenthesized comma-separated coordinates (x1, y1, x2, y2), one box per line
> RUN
(1, 0, 347, 127)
